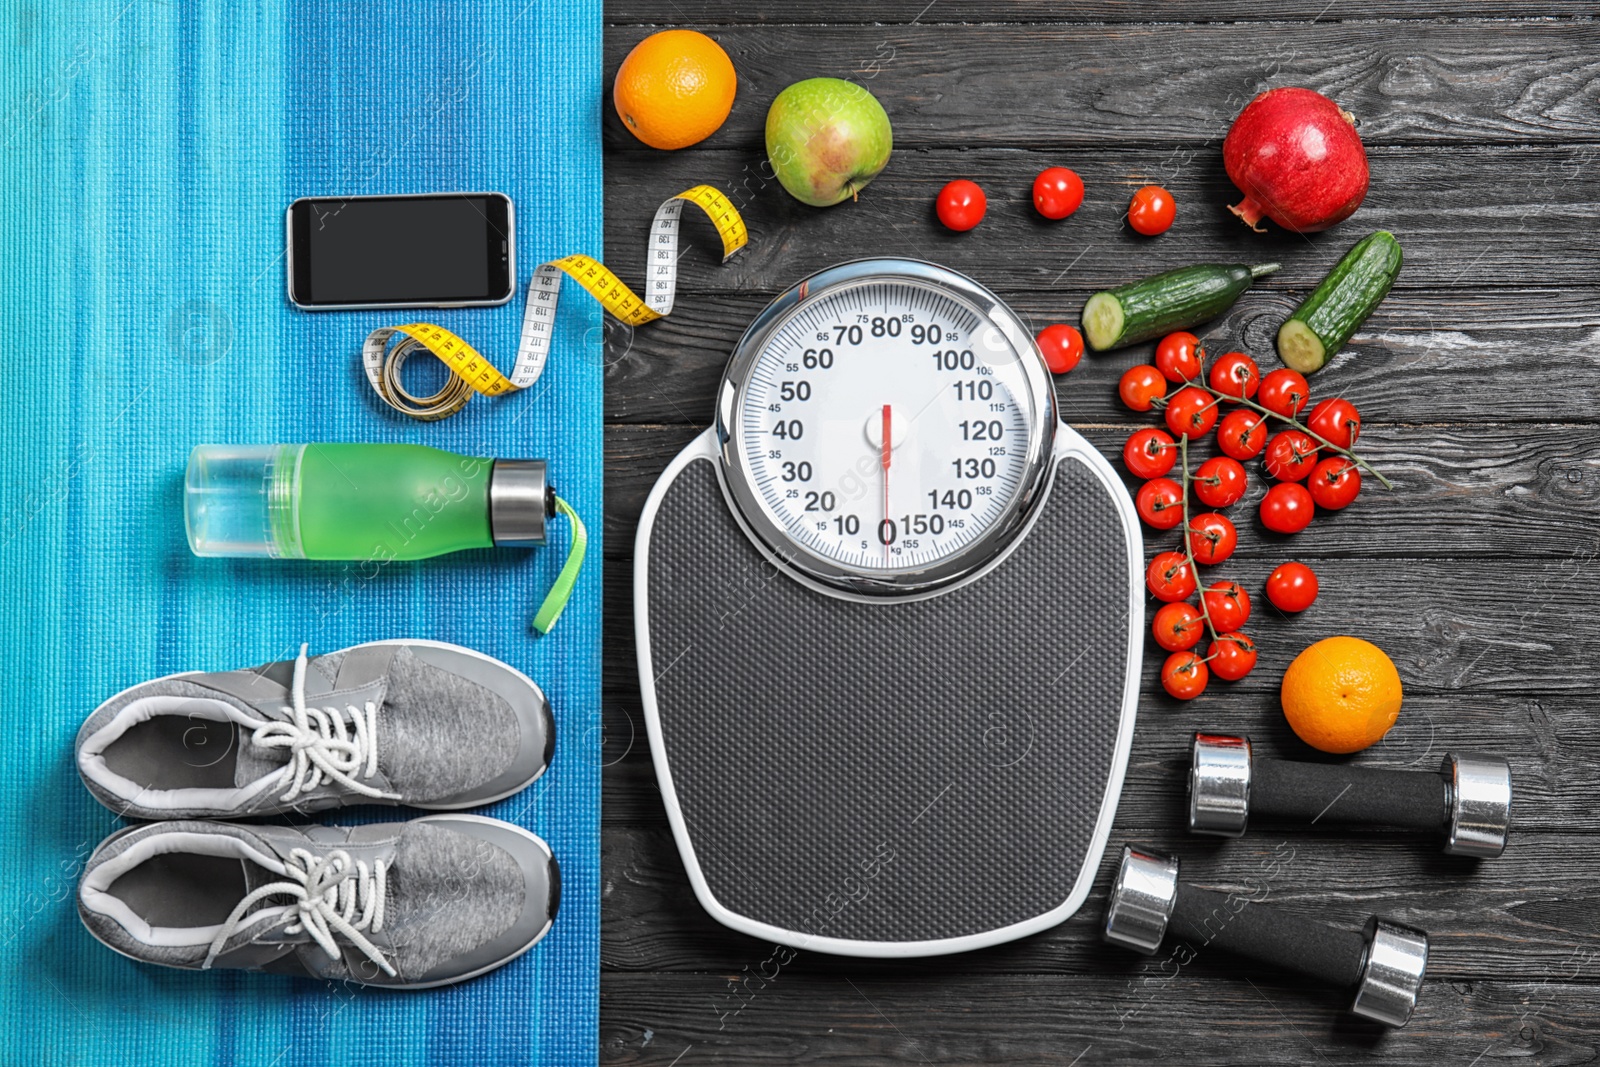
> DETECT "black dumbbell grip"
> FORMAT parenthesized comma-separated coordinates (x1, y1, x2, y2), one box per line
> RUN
(1168, 884, 1367, 989)
(1252, 758, 1448, 832)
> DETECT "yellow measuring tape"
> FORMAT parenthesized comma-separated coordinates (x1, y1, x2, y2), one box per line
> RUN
(361, 184, 748, 421)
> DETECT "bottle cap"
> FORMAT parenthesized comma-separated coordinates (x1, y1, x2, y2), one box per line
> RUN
(490, 460, 553, 547)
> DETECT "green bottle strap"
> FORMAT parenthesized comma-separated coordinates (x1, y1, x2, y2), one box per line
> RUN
(532, 496, 587, 634)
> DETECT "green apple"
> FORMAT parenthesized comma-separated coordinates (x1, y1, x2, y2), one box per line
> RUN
(766, 78, 893, 208)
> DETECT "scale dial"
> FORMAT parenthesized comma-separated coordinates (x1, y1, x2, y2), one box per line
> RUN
(716, 259, 1057, 595)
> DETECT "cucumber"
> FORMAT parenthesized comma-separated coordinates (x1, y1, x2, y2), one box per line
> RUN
(1277, 230, 1403, 374)
(1081, 262, 1280, 352)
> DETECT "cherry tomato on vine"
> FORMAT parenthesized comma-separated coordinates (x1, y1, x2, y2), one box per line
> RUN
(1119, 364, 1168, 412)
(1207, 632, 1258, 681)
(1216, 409, 1268, 461)
(1187, 512, 1238, 565)
(1194, 456, 1247, 508)
(1307, 397, 1361, 448)
(1266, 561, 1319, 612)
(936, 179, 987, 231)
(1202, 580, 1251, 631)
(1260, 482, 1315, 534)
(1164, 386, 1217, 439)
(1208, 352, 1260, 401)
(1147, 550, 1197, 602)
(1307, 457, 1361, 510)
(1161, 650, 1209, 700)
(1032, 166, 1084, 220)
(1152, 601, 1205, 652)
(1036, 323, 1084, 374)
(1123, 428, 1177, 479)
(1128, 184, 1176, 236)
(1258, 368, 1310, 418)
(1263, 430, 1320, 482)
(1136, 478, 1185, 530)
(1154, 331, 1204, 383)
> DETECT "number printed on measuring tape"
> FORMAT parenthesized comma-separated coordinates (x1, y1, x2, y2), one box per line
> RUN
(362, 184, 747, 421)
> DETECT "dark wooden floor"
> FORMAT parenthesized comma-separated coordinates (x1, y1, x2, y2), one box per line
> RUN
(598, 5, 1600, 1064)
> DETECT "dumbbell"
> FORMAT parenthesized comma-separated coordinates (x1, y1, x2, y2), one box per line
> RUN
(1188, 733, 1511, 857)
(1103, 845, 1429, 1027)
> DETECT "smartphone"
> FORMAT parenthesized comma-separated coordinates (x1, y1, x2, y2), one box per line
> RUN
(285, 192, 515, 310)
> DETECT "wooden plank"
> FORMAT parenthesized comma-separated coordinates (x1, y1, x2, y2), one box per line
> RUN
(609, 2, 1592, 26)
(601, 23, 1600, 148)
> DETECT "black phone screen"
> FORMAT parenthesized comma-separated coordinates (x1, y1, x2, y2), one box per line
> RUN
(289, 194, 512, 306)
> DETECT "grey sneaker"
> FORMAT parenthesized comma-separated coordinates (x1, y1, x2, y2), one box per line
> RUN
(76, 641, 553, 820)
(77, 815, 559, 988)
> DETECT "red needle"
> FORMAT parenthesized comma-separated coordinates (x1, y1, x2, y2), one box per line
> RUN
(881, 404, 892, 561)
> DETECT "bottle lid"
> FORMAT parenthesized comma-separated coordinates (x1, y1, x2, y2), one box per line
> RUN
(490, 460, 553, 547)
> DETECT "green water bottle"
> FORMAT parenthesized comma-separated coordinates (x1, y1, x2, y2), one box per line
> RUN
(184, 443, 585, 632)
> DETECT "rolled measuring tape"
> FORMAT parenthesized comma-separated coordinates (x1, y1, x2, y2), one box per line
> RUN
(361, 184, 748, 421)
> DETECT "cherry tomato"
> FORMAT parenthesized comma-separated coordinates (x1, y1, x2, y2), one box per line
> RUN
(1194, 456, 1247, 508)
(1258, 369, 1310, 418)
(1119, 364, 1168, 412)
(1202, 580, 1251, 631)
(1266, 561, 1319, 612)
(1208, 351, 1260, 401)
(1187, 512, 1238, 566)
(1307, 397, 1361, 448)
(1161, 650, 1209, 700)
(1260, 482, 1315, 534)
(936, 179, 987, 231)
(1152, 601, 1205, 652)
(1123, 428, 1177, 480)
(1128, 184, 1176, 236)
(1032, 166, 1084, 220)
(1136, 477, 1185, 530)
(1147, 550, 1197, 602)
(1037, 324, 1085, 374)
(1207, 632, 1258, 681)
(1216, 409, 1268, 461)
(1154, 331, 1205, 383)
(1164, 386, 1218, 439)
(1307, 457, 1361, 510)
(1263, 430, 1320, 482)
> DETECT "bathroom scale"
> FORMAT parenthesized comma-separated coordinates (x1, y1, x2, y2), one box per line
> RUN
(635, 259, 1142, 957)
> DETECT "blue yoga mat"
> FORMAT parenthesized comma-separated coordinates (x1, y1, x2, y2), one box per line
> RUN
(0, 2, 601, 1063)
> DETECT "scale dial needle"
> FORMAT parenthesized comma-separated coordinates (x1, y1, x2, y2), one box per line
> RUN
(881, 403, 892, 562)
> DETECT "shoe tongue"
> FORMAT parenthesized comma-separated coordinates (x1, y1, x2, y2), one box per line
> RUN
(233, 725, 291, 790)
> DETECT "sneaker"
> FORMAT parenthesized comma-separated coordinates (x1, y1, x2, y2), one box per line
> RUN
(76, 641, 554, 820)
(77, 815, 559, 988)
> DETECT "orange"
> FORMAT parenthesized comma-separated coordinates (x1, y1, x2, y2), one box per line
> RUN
(613, 30, 736, 150)
(1280, 636, 1403, 754)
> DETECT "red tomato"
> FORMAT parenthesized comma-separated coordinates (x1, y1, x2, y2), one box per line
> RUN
(1216, 409, 1268, 460)
(1208, 351, 1260, 401)
(1202, 580, 1251, 631)
(1147, 550, 1197, 602)
(1263, 430, 1321, 482)
(936, 180, 987, 231)
(1033, 166, 1084, 220)
(1266, 561, 1319, 612)
(1165, 386, 1218, 439)
(1307, 397, 1361, 448)
(1136, 478, 1185, 529)
(1123, 428, 1177, 480)
(1152, 601, 1205, 652)
(1161, 650, 1209, 700)
(1260, 482, 1315, 533)
(1188, 512, 1238, 565)
(1207, 632, 1258, 681)
(1307, 456, 1361, 510)
(1128, 184, 1176, 236)
(1154, 331, 1205, 383)
(1036, 324, 1085, 374)
(1258, 368, 1310, 418)
(1119, 365, 1168, 412)
(1194, 456, 1247, 508)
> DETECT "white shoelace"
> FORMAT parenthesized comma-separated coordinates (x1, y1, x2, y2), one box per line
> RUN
(203, 846, 396, 976)
(250, 644, 400, 804)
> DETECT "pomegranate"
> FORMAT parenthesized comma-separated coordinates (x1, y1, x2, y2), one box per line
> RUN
(1223, 87, 1369, 233)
